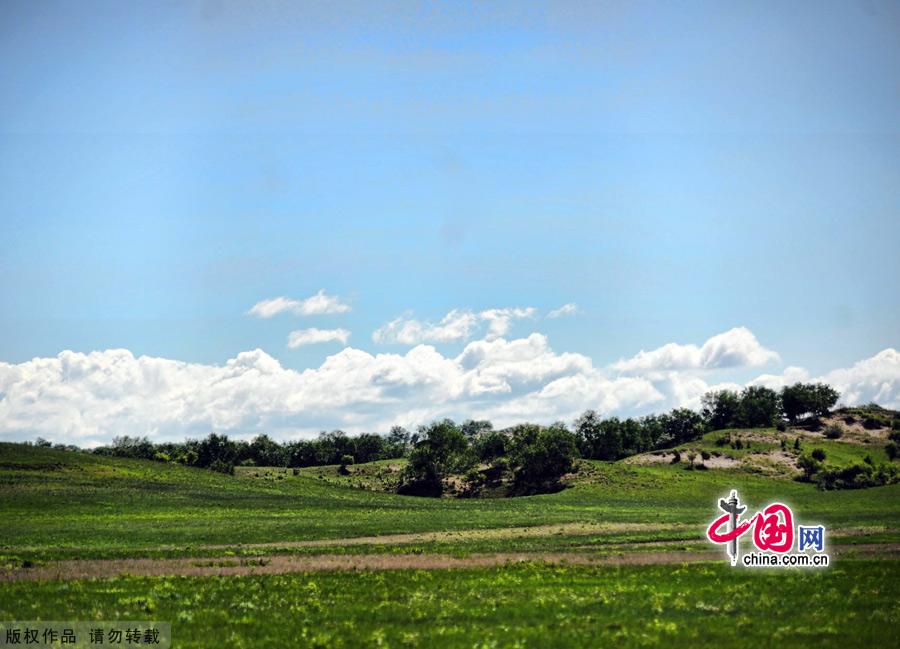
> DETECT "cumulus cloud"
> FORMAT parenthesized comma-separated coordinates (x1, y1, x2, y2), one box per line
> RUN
(287, 328, 351, 348)
(547, 303, 579, 318)
(1, 329, 896, 445)
(0, 335, 651, 444)
(372, 310, 479, 345)
(247, 290, 350, 318)
(480, 308, 537, 340)
(748, 366, 810, 390)
(819, 348, 900, 409)
(373, 307, 535, 344)
(611, 327, 780, 374)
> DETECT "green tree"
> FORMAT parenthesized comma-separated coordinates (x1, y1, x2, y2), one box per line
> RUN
(460, 419, 493, 440)
(738, 386, 780, 428)
(473, 430, 507, 462)
(781, 384, 812, 423)
(574, 411, 623, 460)
(810, 383, 840, 417)
(385, 426, 411, 458)
(110, 435, 155, 460)
(780, 383, 840, 422)
(352, 433, 386, 464)
(195, 433, 238, 469)
(619, 418, 644, 456)
(249, 434, 284, 467)
(398, 419, 470, 497)
(510, 424, 578, 493)
(701, 390, 742, 430)
(663, 409, 706, 446)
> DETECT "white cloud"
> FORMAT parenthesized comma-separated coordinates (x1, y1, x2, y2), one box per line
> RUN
(0, 335, 649, 443)
(373, 307, 535, 345)
(480, 308, 537, 341)
(1, 330, 896, 445)
(247, 290, 350, 318)
(456, 333, 592, 395)
(372, 309, 479, 345)
(748, 366, 810, 390)
(612, 327, 780, 374)
(547, 303, 579, 318)
(287, 328, 351, 348)
(818, 348, 900, 409)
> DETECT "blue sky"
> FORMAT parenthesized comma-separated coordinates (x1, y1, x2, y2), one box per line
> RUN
(1, 1, 898, 442)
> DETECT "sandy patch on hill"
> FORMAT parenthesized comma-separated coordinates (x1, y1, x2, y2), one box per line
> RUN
(794, 416, 891, 444)
(625, 453, 740, 469)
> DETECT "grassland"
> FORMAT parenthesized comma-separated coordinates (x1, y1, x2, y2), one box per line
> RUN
(1, 424, 898, 647)
(1, 562, 897, 648)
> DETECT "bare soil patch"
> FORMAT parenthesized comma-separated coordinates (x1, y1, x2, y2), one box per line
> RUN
(795, 416, 891, 445)
(626, 452, 739, 469)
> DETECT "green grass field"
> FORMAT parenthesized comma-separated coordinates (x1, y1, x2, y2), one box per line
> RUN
(2, 562, 897, 648)
(2, 430, 899, 647)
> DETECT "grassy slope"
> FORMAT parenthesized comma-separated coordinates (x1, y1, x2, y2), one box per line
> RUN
(2, 440, 898, 561)
(680, 426, 892, 464)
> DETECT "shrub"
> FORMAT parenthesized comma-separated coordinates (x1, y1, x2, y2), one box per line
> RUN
(862, 416, 882, 430)
(457, 467, 485, 498)
(793, 437, 802, 451)
(825, 424, 844, 440)
(893, 419, 900, 431)
(775, 421, 787, 432)
(796, 455, 821, 482)
(811, 448, 826, 461)
(338, 454, 355, 475)
(714, 435, 730, 447)
(815, 463, 899, 490)
(209, 459, 234, 475)
(700, 450, 711, 461)
(887, 442, 898, 461)
(491, 457, 510, 473)
(864, 454, 874, 466)
(670, 450, 681, 464)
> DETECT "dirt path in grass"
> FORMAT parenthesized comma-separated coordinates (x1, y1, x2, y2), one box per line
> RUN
(2, 544, 897, 582)
(194, 521, 691, 550)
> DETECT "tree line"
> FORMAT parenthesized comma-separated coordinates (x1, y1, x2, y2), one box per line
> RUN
(65, 381, 846, 495)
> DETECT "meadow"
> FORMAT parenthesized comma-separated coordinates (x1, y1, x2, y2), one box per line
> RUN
(2, 561, 897, 648)
(1, 424, 898, 647)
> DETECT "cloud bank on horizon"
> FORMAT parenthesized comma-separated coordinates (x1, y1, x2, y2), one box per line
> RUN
(0, 312, 897, 447)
